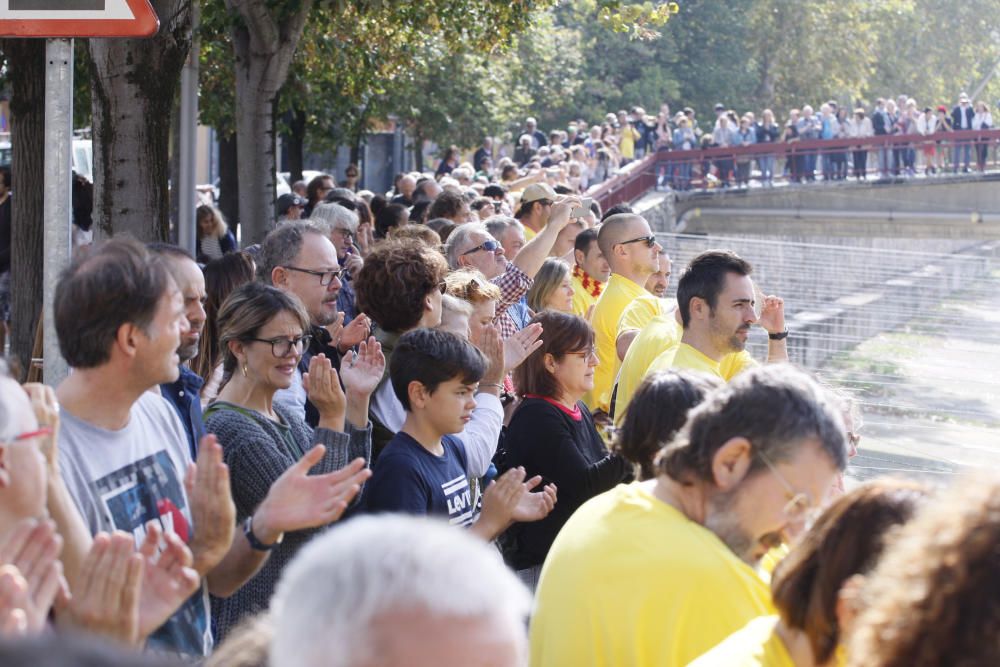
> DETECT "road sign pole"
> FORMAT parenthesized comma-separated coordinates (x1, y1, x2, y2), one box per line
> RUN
(42, 37, 73, 386)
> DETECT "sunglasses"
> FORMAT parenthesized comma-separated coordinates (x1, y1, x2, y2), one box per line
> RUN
(462, 240, 502, 256)
(617, 235, 657, 249)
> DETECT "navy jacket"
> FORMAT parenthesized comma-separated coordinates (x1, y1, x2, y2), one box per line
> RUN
(160, 365, 207, 460)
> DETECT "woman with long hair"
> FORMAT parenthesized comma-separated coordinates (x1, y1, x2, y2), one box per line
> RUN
(205, 281, 382, 638)
(526, 258, 574, 314)
(196, 204, 237, 263)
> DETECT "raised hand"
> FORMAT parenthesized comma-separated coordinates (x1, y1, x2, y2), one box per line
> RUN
(323, 311, 346, 349)
(253, 452, 371, 540)
(338, 313, 371, 352)
(355, 225, 374, 256)
(503, 322, 543, 371)
(0, 518, 66, 634)
(340, 336, 385, 398)
(185, 435, 236, 576)
(22, 383, 59, 469)
(472, 323, 505, 385)
(62, 531, 143, 646)
(135, 522, 200, 641)
(303, 353, 346, 430)
(758, 295, 786, 335)
(342, 251, 364, 277)
(0, 565, 29, 638)
(548, 196, 582, 232)
(471, 467, 527, 541)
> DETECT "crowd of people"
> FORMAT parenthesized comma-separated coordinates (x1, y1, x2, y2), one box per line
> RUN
(1, 116, 1000, 667)
(380, 93, 997, 201)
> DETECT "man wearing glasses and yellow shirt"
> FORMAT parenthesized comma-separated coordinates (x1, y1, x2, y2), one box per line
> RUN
(530, 365, 848, 667)
(587, 213, 663, 416)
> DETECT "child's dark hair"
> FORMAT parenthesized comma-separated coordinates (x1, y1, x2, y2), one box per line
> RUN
(390, 328, 487, 410)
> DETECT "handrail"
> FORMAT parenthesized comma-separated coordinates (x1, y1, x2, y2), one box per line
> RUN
(588, 128, 1000, 210)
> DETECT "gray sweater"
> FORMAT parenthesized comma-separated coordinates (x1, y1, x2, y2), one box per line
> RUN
(204, 401, 371, 640)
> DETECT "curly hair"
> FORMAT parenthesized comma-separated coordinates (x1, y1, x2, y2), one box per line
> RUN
(614, 370, 722, 481)
(354, 239, 448, 334)
(772, 479, 927, 664)
(847, 473, 1000, 667)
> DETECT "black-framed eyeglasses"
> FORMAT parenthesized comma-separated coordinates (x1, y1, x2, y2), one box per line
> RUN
(248, 334, 313, 358)
(283, 266, 341, 286)
(462, 240, 502, 256)
(333, 227, 353, 239)
(616, 235, 657, 249)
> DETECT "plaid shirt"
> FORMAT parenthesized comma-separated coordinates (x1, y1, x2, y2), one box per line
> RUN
(492, 261, 533, 339)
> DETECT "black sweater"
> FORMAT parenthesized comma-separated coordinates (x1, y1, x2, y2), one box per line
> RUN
(501, 397, 629, 569)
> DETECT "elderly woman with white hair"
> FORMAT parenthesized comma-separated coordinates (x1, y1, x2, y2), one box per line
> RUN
(310, 202, 365, 326)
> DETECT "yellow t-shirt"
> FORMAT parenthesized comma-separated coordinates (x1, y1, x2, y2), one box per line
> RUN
(649, 342, 758, 382)
(571, 268, 604, 319)
(589, 274, 646, 412)
(616, 294, 673, 341)
(687, 616, 794, 667)
(530, 483, 775, 667)
(613, 314, 682, 425)
(523, 225, 537, 241)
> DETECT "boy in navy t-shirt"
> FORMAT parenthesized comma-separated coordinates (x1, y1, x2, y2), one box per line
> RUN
(364, 328, 556, 539)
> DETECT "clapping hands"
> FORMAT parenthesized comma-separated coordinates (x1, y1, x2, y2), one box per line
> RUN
(471, 467, 558, 542)
(340, 336, 385, 398)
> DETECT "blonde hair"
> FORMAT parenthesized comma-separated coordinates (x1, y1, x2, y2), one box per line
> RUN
(197, 204, 228, 239)
(526, 258, 571, 312)
(444, 268, 501, 304)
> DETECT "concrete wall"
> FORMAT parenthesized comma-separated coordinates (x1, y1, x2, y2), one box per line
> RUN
(643, 175, 1000, 238)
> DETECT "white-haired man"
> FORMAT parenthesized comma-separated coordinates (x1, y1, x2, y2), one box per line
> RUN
(270, 515, 530, 667)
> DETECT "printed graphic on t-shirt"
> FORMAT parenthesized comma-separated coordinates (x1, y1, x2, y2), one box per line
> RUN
(93, 451, 208, 655)
(443, 473, 475, 526)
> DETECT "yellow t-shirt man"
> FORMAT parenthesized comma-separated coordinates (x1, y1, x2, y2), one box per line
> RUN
(589, 273, 646, 413)
(648, 342, 758, 382)
(687, 616, 794, 667)
(616, 293, 673, 342)
(530, 483, 775, 667)
(613, 313, 682, 424)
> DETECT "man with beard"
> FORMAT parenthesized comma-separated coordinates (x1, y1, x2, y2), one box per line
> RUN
(530, 365, 847, 667)
(153, 244, 209, 460)
(646, 250, 787, 382)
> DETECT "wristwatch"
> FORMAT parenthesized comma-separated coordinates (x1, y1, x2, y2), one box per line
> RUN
(768, 330, 789, 341)
(243, 515, 283, 552)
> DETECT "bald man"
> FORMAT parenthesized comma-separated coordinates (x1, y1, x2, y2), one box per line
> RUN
(587, 214, 662, 414)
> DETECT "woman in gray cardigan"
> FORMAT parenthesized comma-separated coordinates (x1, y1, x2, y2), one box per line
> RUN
(205, 282, 382, 639)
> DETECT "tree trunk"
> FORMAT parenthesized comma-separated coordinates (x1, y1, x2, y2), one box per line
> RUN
(286, 106, 306, 184)
(168, 89, 181, 242)
(2, 39, 45, 380)
(217, 133, 239, 232)
(88, 0, 193, 242)
(225, 0, 313, 245)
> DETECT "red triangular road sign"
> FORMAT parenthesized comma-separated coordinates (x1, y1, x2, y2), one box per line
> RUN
(0, 0, 159, 38)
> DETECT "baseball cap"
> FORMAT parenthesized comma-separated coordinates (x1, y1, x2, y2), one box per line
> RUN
(520, 183, 558, 204)
(276, 193, 306, 216)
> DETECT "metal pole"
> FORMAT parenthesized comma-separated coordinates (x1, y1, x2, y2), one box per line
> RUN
(177, 27, 199, 256)
(42, 38, 73, 386)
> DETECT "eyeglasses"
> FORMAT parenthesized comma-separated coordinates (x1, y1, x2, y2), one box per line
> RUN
(248, 334, 313, 358)
(3, 427, 53, 447)
(756, 448, 819, 526)
(462, 240, 502, 256)
(616, 235, 657, 249)
(333, 227, 353, 239)
(283, 266, 342, 286)
(565, 346, 597, 360)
